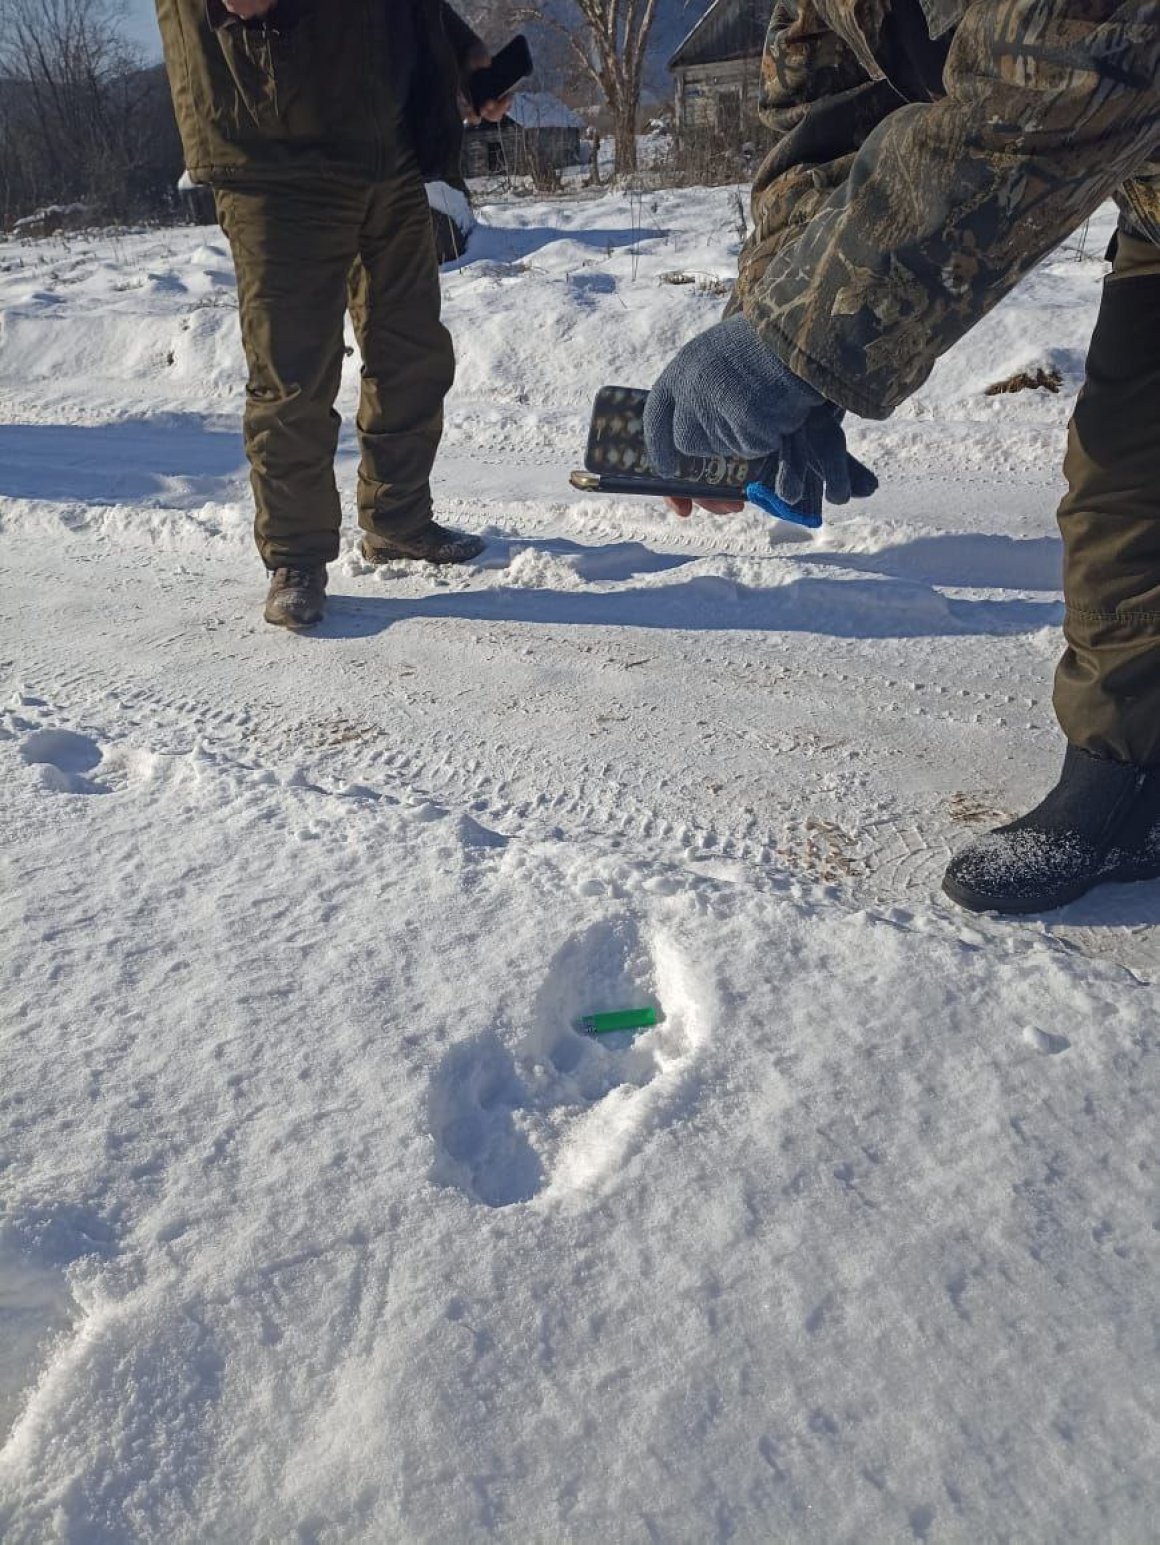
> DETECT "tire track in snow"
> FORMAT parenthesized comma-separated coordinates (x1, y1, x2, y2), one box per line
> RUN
(8, 668, 1160, 977)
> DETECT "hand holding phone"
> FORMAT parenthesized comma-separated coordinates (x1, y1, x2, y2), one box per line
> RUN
(570, 386, 823, 528)
(469, 34, 533, 113)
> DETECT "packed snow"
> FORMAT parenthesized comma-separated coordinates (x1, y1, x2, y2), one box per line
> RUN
(1, 187, 1158, 1543)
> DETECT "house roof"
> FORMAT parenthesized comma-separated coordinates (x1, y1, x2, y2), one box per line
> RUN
(505, 93, 584, 131)
(668, 0, 769, 70)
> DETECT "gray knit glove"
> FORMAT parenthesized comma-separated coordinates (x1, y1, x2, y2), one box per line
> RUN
(644, 315, 877, 507)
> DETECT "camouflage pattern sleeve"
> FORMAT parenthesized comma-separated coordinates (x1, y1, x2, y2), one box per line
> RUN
(740, 0, 1160, 420)
(1119, 161, 1160, 245)
(733, 4, 900, 309)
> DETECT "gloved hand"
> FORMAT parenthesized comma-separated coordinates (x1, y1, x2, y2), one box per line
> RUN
(769, 405, 879, 508)
(644, 314, 876, 509)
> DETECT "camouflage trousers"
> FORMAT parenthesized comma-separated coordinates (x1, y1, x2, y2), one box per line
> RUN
(1055, 232, 1160, 765)
(214, 154, 454, 568)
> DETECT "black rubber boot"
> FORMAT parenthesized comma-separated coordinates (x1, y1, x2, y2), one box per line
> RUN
(942, 745, 1160, 914)
(263, 566, 327, 629)
(361, 522, 485, 566)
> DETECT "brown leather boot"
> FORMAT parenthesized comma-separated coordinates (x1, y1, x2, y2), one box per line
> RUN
(361, 522, 485, 565)
(263, 566, 327, 628)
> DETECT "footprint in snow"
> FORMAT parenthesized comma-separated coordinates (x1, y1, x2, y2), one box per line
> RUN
(0, 1246, 75, 1445)
(0, 1206, 115, 1446)
(18, 727, 108, 794)
(428, 916, 708, 1207)
(9, 711, 159, 796)
(1022, 1025, 1071, 1056)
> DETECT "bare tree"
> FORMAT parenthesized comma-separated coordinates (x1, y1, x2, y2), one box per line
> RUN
(519, 0, 661, 177)
(0, 0, 176, 224)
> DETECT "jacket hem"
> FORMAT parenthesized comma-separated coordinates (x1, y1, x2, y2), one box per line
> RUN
(188, 156, 400, 185)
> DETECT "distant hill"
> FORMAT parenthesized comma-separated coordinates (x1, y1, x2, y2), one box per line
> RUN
(0, 62, 182, 226)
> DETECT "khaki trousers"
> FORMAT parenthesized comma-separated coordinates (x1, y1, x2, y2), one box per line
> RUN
(1055, 232, 1160, 764)
(215, 156, 454, 568)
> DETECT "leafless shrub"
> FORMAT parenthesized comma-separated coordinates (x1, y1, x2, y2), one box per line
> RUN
(647, 125, 761, 191)
(514, 0, 662, 177)
(0, 0, 182, 228)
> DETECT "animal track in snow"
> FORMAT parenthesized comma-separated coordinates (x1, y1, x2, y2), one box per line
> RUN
(428, 916, 707, 1208)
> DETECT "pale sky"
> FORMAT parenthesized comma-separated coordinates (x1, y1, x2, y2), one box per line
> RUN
(123, 0, 164, 61)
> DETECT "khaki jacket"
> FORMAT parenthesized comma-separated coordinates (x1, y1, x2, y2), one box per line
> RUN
(735, 0, 1160, 417)
(155, 0, 479, 185)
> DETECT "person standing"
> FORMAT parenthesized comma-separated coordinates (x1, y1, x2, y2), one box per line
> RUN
(156, 0, 509, 628)
(645, 0, 1160, 915)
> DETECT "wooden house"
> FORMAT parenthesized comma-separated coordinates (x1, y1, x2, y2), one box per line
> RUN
(462, 93, 585, 182)
(669, 0, 769, 144)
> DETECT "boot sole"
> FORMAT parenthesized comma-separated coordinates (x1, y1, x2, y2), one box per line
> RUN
(942, 856, 1160, 916)
(361, 539, 485, 566)
(263, 609, 323, 629)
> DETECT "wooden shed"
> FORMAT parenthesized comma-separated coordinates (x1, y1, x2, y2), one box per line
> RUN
(462, 93, 585, 182)
(669, 0, 769, 144)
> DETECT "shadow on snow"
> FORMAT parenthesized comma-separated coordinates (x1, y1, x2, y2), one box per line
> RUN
(317, 573, 1061, 643)
(443, 223, 666, 273)
(808, 532, 1063, 592)
(0, 418, 245, 502)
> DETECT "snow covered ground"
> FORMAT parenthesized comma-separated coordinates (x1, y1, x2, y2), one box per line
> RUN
(1, 189, 1158, 1543)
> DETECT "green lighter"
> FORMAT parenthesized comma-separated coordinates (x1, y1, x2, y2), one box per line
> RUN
(580, 1006, 659, 1035)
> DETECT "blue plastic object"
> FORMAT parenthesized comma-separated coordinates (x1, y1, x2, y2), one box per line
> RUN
(745, 480, 823, 530)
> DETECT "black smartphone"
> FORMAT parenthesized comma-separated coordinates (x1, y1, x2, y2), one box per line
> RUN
(470, 34, 533, 111)
(570, 385, 755, 500)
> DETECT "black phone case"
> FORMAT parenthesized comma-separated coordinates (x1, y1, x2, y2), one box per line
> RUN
(575, 385, 757, 499)
(470, 35, 533, 110)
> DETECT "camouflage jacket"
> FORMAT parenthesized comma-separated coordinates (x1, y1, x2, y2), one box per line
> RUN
(734, 0, 1160, 417)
